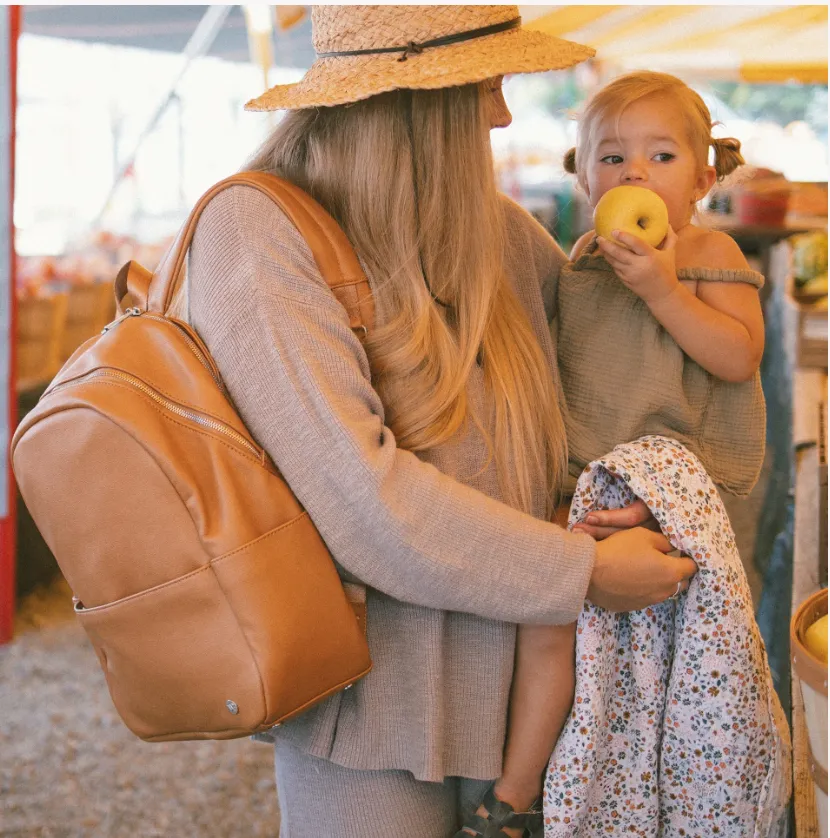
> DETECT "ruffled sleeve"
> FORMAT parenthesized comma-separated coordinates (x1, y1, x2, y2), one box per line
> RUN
(570, 235, 765, 288)
(677, 266, 765, 288)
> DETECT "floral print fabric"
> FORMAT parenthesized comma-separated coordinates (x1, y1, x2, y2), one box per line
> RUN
(543, 436, 791, 837)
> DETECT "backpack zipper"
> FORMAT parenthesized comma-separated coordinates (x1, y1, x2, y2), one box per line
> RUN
(143, 312, 226, 394)
(104, 308, 226, 394)
(101, 307, 142, 333)
(48, 368, 264, 462)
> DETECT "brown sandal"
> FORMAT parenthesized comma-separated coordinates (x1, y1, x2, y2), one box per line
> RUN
(454, 784, 543, 838)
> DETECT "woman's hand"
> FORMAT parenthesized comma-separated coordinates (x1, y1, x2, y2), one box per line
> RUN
(587, 527, 698, 613)
(572, 498, 660, 540)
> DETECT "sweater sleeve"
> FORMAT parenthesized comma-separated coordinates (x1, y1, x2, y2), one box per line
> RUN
(188, 184, 595, 626)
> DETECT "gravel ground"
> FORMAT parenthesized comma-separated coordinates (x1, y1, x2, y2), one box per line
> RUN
(0, 579, 280, 838)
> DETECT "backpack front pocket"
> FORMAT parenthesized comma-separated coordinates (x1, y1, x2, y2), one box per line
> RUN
(75, 565, 265, 742)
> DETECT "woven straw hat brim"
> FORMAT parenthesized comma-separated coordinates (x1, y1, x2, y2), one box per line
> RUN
(245, 28, 595, 111)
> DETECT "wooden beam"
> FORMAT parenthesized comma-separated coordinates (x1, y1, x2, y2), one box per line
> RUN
(656, 5, 827, 56)
(740, 62, 828, 84)
(92, 5, 232, 227)
(586, 5, 702, 49)
(526, 6, 620, 37)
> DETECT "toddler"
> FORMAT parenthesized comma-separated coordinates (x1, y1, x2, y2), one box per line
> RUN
(460, 72, 765, 838)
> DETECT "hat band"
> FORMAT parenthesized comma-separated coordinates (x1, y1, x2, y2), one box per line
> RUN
(317, 16, 522, 63)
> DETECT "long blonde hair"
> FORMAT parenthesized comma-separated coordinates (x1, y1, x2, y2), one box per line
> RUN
(564, 71, 745, 190)
(242, 82, 566, 516)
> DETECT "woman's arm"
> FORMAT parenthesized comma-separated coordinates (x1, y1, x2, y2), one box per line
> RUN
(188, 185, 596, 626)
(597, 228, 765, 383)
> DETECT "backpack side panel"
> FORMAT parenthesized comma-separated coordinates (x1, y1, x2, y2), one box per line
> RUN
(12, 406, 206, 607)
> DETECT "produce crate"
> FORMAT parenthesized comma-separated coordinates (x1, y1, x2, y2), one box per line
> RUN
(787, 296, 830, 370)
(820, 401, 828, 589)
(779, 238, 829, 370)
(735, 188, 789, 226)
(16, 292, 69, 387)
(791, 588, 828, 837)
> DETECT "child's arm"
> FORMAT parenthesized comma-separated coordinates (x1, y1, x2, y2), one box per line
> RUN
(596, 228, 764, 383)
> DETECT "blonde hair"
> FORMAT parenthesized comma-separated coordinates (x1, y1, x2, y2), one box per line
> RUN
(564, 71, 744, 191)
(213, 83, 565, 516)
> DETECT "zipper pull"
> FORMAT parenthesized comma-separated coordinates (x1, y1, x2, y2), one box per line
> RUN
(102, 307, 142, 333)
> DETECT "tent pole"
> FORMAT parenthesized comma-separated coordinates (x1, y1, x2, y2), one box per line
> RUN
(0, 5, 21, 644)
(92, 4, 232, 228)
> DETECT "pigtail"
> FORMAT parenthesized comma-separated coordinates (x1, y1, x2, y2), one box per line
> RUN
(711, 137, 745, 180)
(563, 147, 577, 174)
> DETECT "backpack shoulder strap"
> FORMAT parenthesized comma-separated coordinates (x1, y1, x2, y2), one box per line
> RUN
(119, 172, 374, 338)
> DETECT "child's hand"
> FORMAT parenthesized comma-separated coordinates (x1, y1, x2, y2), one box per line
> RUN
(572, 498, 661, 540)
(596, 226, 679, 306)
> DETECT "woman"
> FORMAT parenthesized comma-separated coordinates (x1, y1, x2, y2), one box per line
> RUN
(185, 6, 697, 837)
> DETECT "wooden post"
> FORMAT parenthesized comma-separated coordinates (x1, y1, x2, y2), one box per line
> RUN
(0, 5, 20, 644)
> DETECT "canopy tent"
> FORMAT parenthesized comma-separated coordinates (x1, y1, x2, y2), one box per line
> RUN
(522, 5, 828, 84)
(22, 5, 315, 68)
(20, 6, 828, 84)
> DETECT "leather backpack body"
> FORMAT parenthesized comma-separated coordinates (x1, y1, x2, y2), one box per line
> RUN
(10, 172, 374, 742)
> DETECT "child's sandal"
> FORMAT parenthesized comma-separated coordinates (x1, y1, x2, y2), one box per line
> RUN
(454, 784, 543, 838)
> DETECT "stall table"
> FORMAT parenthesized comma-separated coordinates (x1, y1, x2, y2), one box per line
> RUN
(769, 238, 828, 837)
(791, 368, 826, 838)
(701, 213, 827, 292)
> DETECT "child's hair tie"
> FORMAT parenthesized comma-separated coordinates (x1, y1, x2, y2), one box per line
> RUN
(710, 136, 745, 180)
(563, 147, 577, 174)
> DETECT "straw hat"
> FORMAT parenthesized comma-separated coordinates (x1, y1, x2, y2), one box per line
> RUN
(245, 5, 595, 111)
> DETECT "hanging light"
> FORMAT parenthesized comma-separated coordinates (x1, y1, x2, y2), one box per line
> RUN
(242, 5, 275, 92)
(243, 5, 274, 35)
(276, 6, 306, 32)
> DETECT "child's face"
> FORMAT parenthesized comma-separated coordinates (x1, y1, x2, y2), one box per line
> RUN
(584, 93, 716, 232)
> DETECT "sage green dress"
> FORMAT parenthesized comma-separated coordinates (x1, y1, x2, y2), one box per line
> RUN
(554, 237, 766, 497)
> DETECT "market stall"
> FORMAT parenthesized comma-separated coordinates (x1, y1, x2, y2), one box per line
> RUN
(0, 4, 827, 836)
(525, 5, 827, 84)
(766, 233, 828, 835)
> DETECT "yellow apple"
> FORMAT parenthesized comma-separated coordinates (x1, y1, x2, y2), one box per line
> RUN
(805, 613, 828, 663)
(593, 186, 670, 249)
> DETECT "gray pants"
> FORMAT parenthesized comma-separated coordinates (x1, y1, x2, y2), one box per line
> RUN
(274, 738, 492, 837)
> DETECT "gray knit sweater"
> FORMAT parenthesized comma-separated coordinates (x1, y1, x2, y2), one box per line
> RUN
(188, 184, 595, 783)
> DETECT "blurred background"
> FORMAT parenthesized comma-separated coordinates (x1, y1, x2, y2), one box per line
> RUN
(9, 5, 829, 258)
(0, 6, 827, 837)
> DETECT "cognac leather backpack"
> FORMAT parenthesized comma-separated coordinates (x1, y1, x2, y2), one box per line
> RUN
(11, 172, 373, 741)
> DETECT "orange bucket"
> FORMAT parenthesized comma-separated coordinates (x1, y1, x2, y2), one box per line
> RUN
(791, 587, 828, 835)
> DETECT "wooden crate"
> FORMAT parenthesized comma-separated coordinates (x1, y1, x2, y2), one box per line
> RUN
(775, 240, 829, 370)
(787, 286, 829, 370)
(796, 305, 829, 370)
(16, 292, 69, 387)
(60, 282, 115, 361)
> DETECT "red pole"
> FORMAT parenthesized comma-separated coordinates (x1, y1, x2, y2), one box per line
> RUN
(0, 5, 20, 644)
